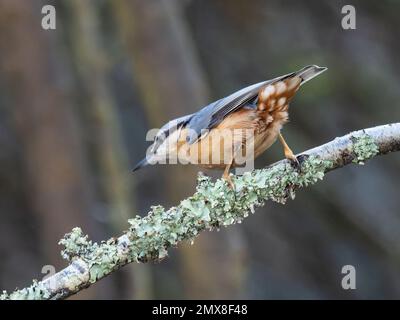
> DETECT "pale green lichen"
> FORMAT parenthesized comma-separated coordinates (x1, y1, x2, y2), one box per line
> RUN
(59, 228, 125, 283)
(59, 227, 95, 261)
(350, 134, 379, 165)
(62, 155, 333, 270)
(0, 280, 51, 300)
(1, 155, 333, 300)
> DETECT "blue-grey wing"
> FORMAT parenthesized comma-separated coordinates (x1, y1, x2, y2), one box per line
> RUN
(185, 72, 296, 144)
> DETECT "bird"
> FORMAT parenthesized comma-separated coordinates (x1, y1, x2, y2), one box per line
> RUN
(133, 65, 327, 188)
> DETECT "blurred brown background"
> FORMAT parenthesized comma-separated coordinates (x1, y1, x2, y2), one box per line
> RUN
(0, 0, 399, 299)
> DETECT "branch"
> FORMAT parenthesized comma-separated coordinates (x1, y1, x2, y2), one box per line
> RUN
(2, 123, 400, 300)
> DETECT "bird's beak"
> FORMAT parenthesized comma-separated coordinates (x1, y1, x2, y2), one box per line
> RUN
(132, 157, 149, 172)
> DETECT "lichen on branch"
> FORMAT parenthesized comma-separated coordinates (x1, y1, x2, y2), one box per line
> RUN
(1, 280, 51, 300)
(2, 156, 332, 300)
(1, 124, 399, 300)
(350, 134, 380, 164)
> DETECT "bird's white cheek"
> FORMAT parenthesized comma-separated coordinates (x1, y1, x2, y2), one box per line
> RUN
(156, 131, 181, 157)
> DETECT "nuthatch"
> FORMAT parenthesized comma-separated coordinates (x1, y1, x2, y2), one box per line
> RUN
(133, 65, 327, 187)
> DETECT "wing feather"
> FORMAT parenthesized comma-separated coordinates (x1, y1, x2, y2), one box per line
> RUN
(185, 72, 296, 144)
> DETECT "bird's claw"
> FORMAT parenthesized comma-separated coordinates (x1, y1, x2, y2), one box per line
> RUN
(288, 154, 309, 172)
(296, 154, 309, 165)
(226, 178, 236, 191)
(223, 174, 236, 191)
(288, 156, 300, 171)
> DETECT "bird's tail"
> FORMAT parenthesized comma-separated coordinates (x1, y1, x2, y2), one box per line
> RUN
(295, 65, 327, 85)
(257, 65, 327, 112)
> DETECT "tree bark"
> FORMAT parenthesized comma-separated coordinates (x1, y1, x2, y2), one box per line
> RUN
(2, 123, 399, 300)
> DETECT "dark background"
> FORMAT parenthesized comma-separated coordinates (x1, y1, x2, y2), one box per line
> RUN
(0, 0, 399, 299)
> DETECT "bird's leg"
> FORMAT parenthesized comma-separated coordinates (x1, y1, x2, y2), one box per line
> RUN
(222, 161, 235, 189)
(278, 133, 300, 168)
(222, 140, 243, 189)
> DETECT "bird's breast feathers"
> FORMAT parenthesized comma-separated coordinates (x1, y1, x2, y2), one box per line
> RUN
(141, 65, 327, 170)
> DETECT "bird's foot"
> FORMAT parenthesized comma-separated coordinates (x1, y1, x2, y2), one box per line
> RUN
(222, 173, 235, 190)
(285, 150, 299, 168)
(296, 154, 309, 165)
(287, 154, 309, 172)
